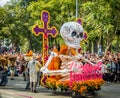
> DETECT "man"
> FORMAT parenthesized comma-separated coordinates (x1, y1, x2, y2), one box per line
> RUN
(27, 54, 42, 93)
(8, 58, 16, 80)
(25, 61, 30, 89)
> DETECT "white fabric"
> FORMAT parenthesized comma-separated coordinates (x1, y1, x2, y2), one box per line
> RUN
(30, 73, 37, 82)
(28, 60, 36, 74)
(28, 59, 38, 82)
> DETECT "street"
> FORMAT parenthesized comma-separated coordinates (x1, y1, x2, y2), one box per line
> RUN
(0, 75, 120, 98)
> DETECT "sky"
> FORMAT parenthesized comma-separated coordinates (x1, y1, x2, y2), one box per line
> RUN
(0, 0, 10, 6)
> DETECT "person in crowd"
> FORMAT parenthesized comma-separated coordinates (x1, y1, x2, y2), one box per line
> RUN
(8, 57, 17, 80)
(102, 60, 113, 82)
(114, 56, 120, 82)
(0, 44, 2, 55)
(22, 60, 27, 81)
(25, 61, 30, 89)
(118, 53, 120, 82)
(35, 56, 42, 86)
(27, 54, 42, 93)
(0, 58, 8, 86)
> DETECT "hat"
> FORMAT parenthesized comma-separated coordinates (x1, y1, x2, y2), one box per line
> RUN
(32, 53, 36, 58)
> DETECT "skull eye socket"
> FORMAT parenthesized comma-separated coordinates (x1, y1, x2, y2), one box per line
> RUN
(79, 32, 83, 38)
(71, 31, 77, 36)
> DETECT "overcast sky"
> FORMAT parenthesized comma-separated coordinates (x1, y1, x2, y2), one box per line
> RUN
(0, 0, 10, 6)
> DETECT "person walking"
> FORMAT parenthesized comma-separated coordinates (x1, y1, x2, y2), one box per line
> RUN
(27, 54, 42, 93)
(25, 61, 30, 89)
(8, 59, 16, 80)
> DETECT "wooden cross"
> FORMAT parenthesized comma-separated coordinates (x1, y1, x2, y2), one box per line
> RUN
(32, 10, 58, 65)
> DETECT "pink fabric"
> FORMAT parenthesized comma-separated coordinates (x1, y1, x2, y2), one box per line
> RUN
(69, 61, 103, 87)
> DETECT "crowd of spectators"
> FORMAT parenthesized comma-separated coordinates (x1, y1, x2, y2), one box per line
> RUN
(83, 51, 120, 82)
(0, 43, 120, 87)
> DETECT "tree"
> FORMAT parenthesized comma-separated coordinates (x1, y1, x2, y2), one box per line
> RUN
(1, 0, 120, 53)
(26, 0, 77, 49)
(80, 0, 120, 54)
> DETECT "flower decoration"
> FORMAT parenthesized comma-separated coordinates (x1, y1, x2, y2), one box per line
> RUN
(71, 79, 105, 94)
(46, 78, 57, 90)
(59, 44, 68, 55)
(56, 80, 69, 91)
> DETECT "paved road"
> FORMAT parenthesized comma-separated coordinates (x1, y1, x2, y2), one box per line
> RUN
(0, 75, 120, 98)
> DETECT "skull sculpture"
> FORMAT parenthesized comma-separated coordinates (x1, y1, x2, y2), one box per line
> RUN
(60, 22, 84, 49)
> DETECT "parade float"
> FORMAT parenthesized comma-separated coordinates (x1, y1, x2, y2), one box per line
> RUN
(33, 10, 105, 97)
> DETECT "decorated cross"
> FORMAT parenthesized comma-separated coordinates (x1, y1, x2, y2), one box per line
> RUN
(32, 10, 58, 65)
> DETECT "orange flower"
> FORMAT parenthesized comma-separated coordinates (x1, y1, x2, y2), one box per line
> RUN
(59, 44, 68, 55)
(71, 79, 105, 94)
(78, 86, 87, 93)
(70, 48, 76, 56)
(56, 80, 70, 91)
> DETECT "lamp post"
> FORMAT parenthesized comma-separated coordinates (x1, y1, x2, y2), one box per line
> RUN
(76, 0, 78, 19)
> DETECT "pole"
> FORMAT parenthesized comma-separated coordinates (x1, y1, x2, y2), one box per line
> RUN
(76, 0, 78, 19)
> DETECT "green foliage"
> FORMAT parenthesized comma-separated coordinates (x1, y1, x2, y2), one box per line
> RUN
(80, 0, 120, 52)
(0, 0, 120, 53)
(81, 1, 112, 38)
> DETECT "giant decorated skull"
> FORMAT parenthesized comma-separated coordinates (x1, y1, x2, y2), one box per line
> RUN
(60, 22, 84, 49)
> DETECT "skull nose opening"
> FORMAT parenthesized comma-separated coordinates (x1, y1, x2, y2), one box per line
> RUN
(76, 35, 79, 38)
(79, 33, 83, 38)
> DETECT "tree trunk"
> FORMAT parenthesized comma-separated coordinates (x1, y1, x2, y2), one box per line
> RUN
(104, 41, 112, 56)
(93, 38, 98, 54)
(104, 29, 117, 56)
(116, 36, 119, 52)
(97, 36, 103, 55)
(87, 40, 92, 53)
(101, 35, 103, 52)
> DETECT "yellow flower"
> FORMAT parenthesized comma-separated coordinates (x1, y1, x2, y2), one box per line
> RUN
(71, 79, 105, 94)
(78, 86, 87, 93)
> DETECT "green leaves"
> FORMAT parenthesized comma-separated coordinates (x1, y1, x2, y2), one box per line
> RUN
(0, 0, 119, 52)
